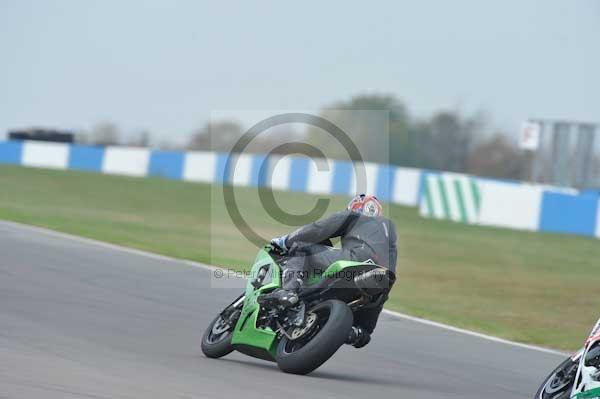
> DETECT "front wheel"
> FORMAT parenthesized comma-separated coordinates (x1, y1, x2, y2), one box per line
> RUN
(275, 299, 353, 375)
(201, 295, 243, 359)
(535, 357, 578, 399)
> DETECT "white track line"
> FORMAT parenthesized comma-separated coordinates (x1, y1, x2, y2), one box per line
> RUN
(381, 309, 566, 356)
(0, 219, 567, 357)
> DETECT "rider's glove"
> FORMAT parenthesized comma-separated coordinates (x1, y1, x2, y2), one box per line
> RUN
(270, 235, 288, 253)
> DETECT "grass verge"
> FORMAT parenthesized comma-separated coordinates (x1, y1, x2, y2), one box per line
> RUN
(1, 164, 598, 350)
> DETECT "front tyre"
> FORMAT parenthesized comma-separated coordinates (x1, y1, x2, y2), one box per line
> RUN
(202, 295, 244, 359)
(535, 357, 578, 399)
(275, 299, 353, 375)
(201, 313, 235, 358)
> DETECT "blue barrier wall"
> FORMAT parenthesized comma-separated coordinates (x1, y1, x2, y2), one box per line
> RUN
(68, 145, 105, 172)
(148, 151, 184, 180)
(0, 141, 23, 164)
(539, 192, 599, 236)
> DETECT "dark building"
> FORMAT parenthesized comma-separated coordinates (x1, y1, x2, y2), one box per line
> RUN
(8, 128, 74, 143)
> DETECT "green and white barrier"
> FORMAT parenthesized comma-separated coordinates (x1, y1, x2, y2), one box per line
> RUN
(419, 173, 481, 224)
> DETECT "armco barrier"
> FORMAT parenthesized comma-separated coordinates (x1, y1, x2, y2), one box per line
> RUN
(0, 140, 422, 206)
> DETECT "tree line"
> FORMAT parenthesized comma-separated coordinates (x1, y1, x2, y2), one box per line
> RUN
(78, 94, 530, 181)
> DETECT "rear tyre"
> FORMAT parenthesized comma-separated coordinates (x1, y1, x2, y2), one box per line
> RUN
(535, 357, 578, 399)
(275, 299, 353, 375)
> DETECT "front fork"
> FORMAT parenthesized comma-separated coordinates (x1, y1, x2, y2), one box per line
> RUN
(220, 293, 245, 325)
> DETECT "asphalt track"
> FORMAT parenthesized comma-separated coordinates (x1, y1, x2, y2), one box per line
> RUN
(0, 220, 565, 399)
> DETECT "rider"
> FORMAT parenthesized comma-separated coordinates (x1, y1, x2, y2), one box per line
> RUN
(266, 193, 397, 349)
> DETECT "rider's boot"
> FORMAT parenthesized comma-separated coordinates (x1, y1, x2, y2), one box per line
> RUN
(257, 288, 299, 307)
(257, 278, 302, 308)
(346, 326, 371, 348)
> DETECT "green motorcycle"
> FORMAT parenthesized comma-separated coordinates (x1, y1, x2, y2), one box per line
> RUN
(201, 244, 394, 375)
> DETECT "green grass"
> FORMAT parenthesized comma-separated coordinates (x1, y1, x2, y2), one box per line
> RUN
(1, 164, 599, 350)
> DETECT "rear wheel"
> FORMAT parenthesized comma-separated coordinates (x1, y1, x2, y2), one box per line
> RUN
(275, 299, 353, 375)
(535, 357, 578, 399)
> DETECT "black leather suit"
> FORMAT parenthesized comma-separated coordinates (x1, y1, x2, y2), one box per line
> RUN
(283, 210, 398, 333)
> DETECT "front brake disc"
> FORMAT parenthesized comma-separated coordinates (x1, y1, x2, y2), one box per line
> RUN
(212, 317, 230, 335)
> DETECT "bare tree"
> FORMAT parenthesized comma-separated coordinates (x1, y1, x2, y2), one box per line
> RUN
(75, 131, 91, 144)
(306, 94, 410, 163)
(418, 111, 483, 173)
(127, 130, 152, 147)
(187, 120, 243, 151)
(466, 134, 527, 180)
(90, 122, 121, 146)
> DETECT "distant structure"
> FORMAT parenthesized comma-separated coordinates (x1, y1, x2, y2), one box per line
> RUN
(8, 128, 74, 143)
(525, 120, 599, 189)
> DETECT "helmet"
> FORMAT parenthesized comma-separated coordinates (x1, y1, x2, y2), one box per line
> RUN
(585, 343, 600, 368)
(347, 194, 383, 217)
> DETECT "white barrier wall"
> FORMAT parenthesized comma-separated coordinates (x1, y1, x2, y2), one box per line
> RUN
(393, 168, 421, 206)
(306, 157, 335, 195)
(477, 181, 543, 231)
(350, 162, 379, 197)
(230, 153, 254, 187)
(102, 147, 150, 177)
(183, 151, 217, 182)
(22, 141, 69, 169)
(269, 155, 293, 191)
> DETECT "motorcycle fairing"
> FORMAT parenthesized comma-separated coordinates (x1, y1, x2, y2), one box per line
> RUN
(571, 318, 600, 399)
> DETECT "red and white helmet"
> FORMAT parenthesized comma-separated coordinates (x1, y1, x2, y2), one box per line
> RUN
(347, 194, 383, 217)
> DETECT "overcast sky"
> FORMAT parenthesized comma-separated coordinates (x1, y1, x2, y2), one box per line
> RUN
(0, 0, 598, 144)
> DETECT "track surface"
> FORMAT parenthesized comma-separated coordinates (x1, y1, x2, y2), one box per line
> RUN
(0, 221, 563, 398)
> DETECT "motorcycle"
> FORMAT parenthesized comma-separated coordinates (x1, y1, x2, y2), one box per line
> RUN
(535, 317, 600, 399)
(201, 244, 394, 374)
